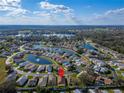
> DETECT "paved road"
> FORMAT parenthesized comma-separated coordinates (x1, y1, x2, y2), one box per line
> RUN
(6, 44, 26, 65)
(6, 52, 21, 65)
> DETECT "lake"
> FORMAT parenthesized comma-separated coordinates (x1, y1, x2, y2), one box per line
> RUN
(42, 34, 75, 38)
(27, 54, 52, 65)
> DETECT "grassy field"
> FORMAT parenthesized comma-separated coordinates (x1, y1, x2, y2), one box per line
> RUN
(0, 58, 6, 84)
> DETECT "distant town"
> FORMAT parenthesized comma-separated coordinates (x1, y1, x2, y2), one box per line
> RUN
(0, 25, 124, 93)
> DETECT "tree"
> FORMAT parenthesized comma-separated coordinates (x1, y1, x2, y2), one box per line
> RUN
(0, 80, 16, 93)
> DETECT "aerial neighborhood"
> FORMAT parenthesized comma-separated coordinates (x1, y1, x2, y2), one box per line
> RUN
(0, 26, 124, 93)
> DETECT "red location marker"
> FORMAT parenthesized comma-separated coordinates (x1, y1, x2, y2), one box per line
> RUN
(58, 67, 64, 78)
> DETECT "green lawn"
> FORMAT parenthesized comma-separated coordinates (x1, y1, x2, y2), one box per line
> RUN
(107, 90, 114, 93)
(116, 70, 124, 80)
(0, 58, 6, 84)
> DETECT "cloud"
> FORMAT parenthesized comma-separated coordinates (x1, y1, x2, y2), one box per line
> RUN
(0, 0, 28, 16)
(0, 0, 21, 11)
(0, 0, 82, 25)
(85, 8, 124, 25)
(39, 1, 82, 24)
(94, 8, 124, 19)
(33, 11, 51, 17)
(0, 0, 83, 25)
(105, 8, 124, 16)
(40, 1, 73, 14)
(6, 8, 29, 16)
(0, 16, 78, 25)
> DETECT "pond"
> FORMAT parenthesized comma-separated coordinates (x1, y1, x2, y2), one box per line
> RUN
(51, 48, 76, 56)
(32, 42, 46, 49)
(27, 54, 52, 65)
(83, 43, 97, 51)
(33, 44, 43, 49)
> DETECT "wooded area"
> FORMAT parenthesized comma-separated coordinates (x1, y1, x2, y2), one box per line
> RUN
(80, 30, 124, 54)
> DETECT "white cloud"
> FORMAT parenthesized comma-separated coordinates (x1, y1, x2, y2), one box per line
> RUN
(40, 1, 73, 14)
(0, 0, 83, 25)
(0, 0, 82, 25)
(33, 11, 51, 17)
(38, 1, 82, 24)
(0, 0, 28, 16)
(6, 8, 28, 16)
(0, 16, 78, 25)
(94, 8, 124, 19)
(0, 0, 21, 11)
(84, 8, 124, 25)
(105, 8, 124, 16)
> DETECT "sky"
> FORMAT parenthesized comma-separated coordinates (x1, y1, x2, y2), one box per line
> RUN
(0, 0, 124, 25)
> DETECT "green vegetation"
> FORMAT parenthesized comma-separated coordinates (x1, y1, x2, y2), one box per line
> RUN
(0, 80, 16, 93)
(116, 70, 124, 80)
(107, 89, 114, 93)
(79, 30, 124, 54)
(0, 58, 6, 84)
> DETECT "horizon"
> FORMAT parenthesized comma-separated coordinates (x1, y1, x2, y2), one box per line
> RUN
(0, 0, 124, 25)
(0, 25, 124, 26)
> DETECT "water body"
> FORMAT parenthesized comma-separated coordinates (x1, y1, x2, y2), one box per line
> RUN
(83, 43, 97, 51)
(27, 54, 52, 65)
(51, 48, 75, 56)
(42, 34, 75, 38)
(32, 42, 45, 49)
(33, 44, 43, 49)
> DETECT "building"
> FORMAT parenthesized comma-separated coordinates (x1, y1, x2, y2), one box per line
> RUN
(47, 65, 53, 72)
(47, 74, 57, 86)
(37, 65, 45, 72)
(58, 76, 66, 86)
(27, 77, 39, 87)
(38, 76, 48, 87)
(16, 76, 28, 86)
